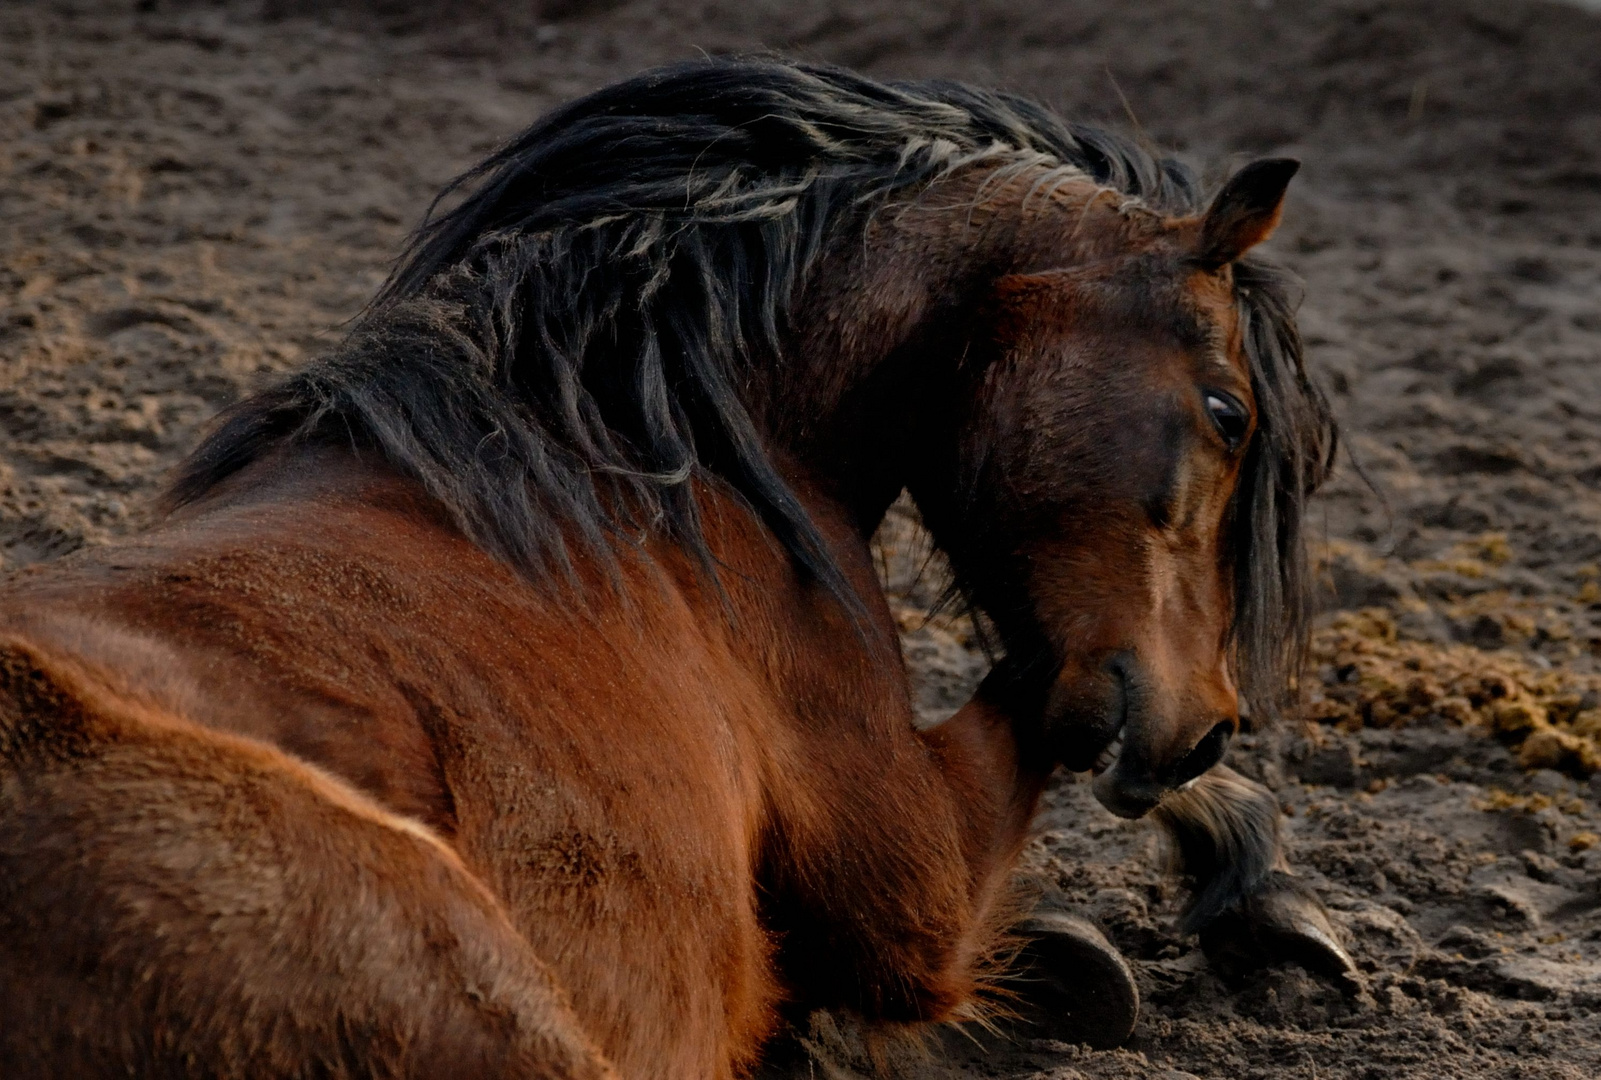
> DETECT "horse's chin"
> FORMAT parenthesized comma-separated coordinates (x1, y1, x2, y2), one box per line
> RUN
(1090, 764, 1166, 820)
(1086, 723, 1166, 819)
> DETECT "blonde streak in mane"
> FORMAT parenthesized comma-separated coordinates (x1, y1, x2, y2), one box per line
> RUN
(893, 152, 1102, 246)
(865, 146, 1046, 251)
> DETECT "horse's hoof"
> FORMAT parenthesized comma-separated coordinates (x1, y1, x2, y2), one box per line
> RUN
(1198, 871, 1359, 988)
(1002, 910, 1139, 1049)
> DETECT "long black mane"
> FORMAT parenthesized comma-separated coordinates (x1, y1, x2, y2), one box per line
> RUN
(168, 57, 1334, 718)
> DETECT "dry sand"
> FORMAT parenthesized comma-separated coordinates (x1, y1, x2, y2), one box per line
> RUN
(5, 1, 1601, 1076)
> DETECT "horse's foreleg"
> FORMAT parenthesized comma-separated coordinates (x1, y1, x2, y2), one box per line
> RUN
(769, 664, 1055, 1023)
(1153, 764, 1356, 983)
(0, 636, 616, 1080)
(919, 671, 1053, 908)
(920, 671, 1142, 1045)
(1152, 763, 1285, 932)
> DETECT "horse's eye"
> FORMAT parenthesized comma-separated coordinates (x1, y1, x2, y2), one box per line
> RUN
(1203, 391, 1250, 451)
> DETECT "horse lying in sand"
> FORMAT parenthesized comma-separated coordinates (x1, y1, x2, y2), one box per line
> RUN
(0, 59, 1345, 1079)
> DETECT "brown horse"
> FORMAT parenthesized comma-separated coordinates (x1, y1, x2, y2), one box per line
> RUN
(0, 59, 1337, 1078)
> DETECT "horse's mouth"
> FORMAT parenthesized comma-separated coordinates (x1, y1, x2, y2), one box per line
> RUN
(1083, 654, 1131, 777)
(1089, 720, 1126, 777)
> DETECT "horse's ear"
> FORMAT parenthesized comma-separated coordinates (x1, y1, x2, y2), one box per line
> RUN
(1196, 158, 1300, 269)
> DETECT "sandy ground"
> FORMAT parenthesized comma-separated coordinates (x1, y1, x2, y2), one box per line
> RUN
(5, 1, 1601, 1076)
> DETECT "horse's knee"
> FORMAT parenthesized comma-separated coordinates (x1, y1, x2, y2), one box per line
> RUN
(0, 636, 615, 1080)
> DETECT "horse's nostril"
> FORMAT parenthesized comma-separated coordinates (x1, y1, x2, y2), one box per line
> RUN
(1170, 721, 1233, 786)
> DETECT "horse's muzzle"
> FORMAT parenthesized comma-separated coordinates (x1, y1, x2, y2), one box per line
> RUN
(1091, 719, 1235, 819)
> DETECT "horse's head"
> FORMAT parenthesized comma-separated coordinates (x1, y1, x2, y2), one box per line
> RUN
(912, 159, 1327, 819)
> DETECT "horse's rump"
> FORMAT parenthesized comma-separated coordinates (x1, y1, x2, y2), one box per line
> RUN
(0, 633, 615, 1080)
(0, 456, 805, 1078)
